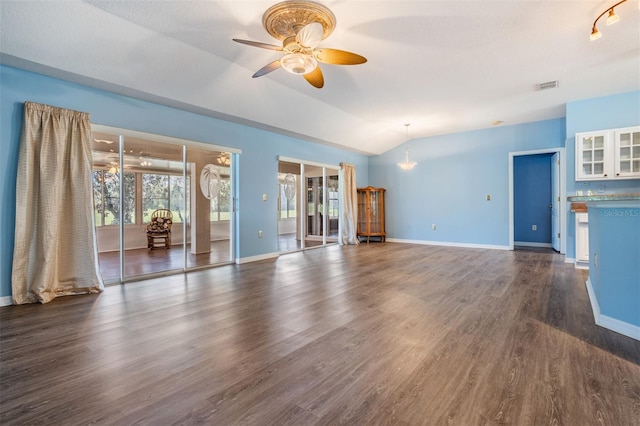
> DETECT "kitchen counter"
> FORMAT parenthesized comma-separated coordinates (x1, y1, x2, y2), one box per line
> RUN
(576, 195, 639, 340)
(567, 193, 640, 203)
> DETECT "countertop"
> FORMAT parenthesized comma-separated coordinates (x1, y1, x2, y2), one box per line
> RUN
(567, 193, 640, 202)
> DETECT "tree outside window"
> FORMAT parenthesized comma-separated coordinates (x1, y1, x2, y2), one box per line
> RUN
(211, 176, 231, 221)
(92, 170, 135, 226)
(142, 173, 186, 223)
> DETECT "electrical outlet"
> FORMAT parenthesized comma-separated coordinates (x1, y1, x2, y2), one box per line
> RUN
(263, 194, 267, 201)
(486, 194, 491, 201)
(258, 230, 263, 238)
(432, 224, 436, 230)
(532, 225, 537, 231)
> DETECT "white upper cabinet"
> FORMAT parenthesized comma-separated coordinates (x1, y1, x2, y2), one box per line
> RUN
(614, 127, 640, 178)
(576, 126, 640, 181)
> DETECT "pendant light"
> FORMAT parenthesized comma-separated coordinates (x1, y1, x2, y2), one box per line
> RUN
(397, 123, 417, 171)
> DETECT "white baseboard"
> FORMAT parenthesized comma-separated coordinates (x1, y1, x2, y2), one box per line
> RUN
(0, 296, 13, 307)
(236, 251, 280, 264)
(514, 241, 552, 248)
(386, 238, 510, 251)
(586, 277, 640, 341)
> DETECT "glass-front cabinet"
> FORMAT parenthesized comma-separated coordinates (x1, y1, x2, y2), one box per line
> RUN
(357, 186, 386, 243)
(576, 131, 608, 180)
(614, 127, 640, 178)
(576, 126, 640, 181)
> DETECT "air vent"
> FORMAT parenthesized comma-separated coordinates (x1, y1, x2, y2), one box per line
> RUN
(537, 80, 559, 91)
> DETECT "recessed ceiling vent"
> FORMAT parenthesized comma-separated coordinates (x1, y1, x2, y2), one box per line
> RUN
(537, 80, 559, 91)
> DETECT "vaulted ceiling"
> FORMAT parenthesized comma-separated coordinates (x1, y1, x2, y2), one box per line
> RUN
(1, 1, 638, 155)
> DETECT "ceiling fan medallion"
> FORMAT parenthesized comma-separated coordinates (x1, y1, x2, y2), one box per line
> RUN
(262, 1, 336, 41)
(233, 0, 366, 88)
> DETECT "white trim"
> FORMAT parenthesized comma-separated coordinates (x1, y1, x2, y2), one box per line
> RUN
(508, 147, 566, 254)
(0, 296, 12, 306)
(277, 155, 338, 170)
(386, 238, 510, 251)
(236, 252, 280, 264)
(91, 124, 242, 154)
(586, 277, 640, 341)
(514, 241, 552, 248)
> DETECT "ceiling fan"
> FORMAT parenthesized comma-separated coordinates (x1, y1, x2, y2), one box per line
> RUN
(232, 0, 367, 89)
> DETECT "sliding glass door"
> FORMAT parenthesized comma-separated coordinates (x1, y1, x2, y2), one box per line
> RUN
(277, 158, 339, 253)
(91, 126, 237, 283)
(185, 146, 233, 269)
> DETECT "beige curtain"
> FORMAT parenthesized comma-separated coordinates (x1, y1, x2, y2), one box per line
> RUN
(340, 163, 359, 245)
(12, 102, 103, 304)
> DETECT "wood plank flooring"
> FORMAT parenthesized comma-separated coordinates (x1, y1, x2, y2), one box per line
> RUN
(1, 243, 639, 425)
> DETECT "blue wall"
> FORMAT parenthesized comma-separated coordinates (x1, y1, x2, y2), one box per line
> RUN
(2, 64, 637, 302)
(564, 91, 640, 259)
(368, 119, 565, 247)
(0, 65, 369, 299)
(514, 154, 552, 244)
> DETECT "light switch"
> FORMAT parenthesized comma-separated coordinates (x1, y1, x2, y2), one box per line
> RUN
(263, 194, 267, 201)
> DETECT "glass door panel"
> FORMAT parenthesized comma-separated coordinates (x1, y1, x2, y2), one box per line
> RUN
(123, 136, 184, 279)
(278, 161, 301, 252)
(91, 132, 124, 284)
(326, 169, 339, 244)
(304, 165, 324, 247)
(185, 147, 232, 269)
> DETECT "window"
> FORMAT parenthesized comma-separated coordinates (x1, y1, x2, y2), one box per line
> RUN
(92, 170, 135, 226)
(279, 173, 297, 219)
(328, 176, 339, 219)
(210, 175, 231, 221)
(142, 173, 186, 223)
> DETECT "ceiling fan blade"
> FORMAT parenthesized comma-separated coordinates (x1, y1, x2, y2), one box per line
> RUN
(314, 48, 367, 65)
(303, 66, 324, 89)
(296, 22, 323, 49)
(253, 60, 282, 78)
(232, 38, 283, 51)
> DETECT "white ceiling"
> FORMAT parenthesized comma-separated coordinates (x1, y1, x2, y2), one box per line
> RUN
(1, 1, 639, 155)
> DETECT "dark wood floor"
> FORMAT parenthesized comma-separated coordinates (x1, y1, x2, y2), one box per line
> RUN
(98, 241, 232, 282)
(1, 244, 639, 425)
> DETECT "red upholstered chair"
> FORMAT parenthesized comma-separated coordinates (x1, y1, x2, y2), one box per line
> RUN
(146, 209, 173, 249)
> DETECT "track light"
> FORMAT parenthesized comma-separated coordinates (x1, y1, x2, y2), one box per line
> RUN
(606, 8, 620, 24)
(590, 0, 628, 41)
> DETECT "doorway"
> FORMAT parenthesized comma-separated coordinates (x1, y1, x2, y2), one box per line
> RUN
(277, 157, 340, 253)
(513, 153, 553, 248)
(509, 148, 565, 253)
(91, 125, 239, 283)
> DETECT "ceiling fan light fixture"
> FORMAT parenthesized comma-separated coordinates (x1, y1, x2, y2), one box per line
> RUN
(606, 8, 620, 24)
(280, 53, 317, 75)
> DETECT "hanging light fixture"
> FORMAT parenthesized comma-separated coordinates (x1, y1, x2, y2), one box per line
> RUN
(590, 0, 628, 41)
(397, 123, 417, 171)
(216, 153, 231, 166)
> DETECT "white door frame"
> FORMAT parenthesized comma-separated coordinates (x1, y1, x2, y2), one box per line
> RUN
(508, 148, 566, 254)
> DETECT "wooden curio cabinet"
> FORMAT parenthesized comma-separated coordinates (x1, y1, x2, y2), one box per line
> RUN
(357, 186, 386, 242)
